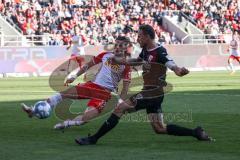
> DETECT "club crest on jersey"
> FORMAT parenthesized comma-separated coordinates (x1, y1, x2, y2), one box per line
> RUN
(148, 55, 153, 62)
(104, 59, 120, 71)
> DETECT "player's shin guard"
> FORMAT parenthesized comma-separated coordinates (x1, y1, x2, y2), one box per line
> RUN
(166, 124, 194, 136)
(92, 113, 120, 141)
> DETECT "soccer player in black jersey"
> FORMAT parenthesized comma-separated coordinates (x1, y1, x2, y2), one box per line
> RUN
(75, 25, 212, 145)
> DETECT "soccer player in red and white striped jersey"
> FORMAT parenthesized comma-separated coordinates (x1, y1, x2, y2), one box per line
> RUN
(22, 36, 133, 130)
(228, 32, 240, 74)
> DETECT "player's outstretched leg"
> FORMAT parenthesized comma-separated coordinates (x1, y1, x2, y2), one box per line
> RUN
(75, 99, 135, 145)
(75, 113, 120, 145)
(166, 124, 213, 141)
(54, 107, 100, 130)
(21, 92, 63, 118)
(148, 113, 213, 141)
(54, 119, 83, 130)
(21, 86, 78, 118)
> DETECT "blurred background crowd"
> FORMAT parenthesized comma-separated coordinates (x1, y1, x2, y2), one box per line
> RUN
(0, 0, 239, 45)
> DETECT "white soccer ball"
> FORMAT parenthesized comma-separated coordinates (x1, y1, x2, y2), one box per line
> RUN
(33, 101, 52, 119)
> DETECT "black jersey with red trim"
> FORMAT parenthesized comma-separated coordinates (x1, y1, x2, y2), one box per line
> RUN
(138, 45, 173, 88)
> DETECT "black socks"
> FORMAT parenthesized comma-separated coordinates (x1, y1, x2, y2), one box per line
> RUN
(166, 124, 195, 137)
(92, 114, 120, 141)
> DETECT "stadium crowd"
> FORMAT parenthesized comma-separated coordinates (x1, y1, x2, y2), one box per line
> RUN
(0, 0, 180, 45)
(171, 0, 240, 35)
(0, 0, 239, 45)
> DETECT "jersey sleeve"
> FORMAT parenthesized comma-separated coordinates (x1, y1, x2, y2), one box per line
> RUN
(122, 65, 131, 81)
(157, 47, 173, 64)
(93, 52, 107, 64)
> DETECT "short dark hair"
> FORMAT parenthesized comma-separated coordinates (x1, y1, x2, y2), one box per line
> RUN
(116, 36, 131, 43)
(139, 25, 155, 39)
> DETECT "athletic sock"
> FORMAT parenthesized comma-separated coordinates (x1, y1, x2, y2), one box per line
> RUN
(47, 93, 62, 109)
(229, 62, 235, 72)
(166, 124, 194, 136)
(66, 120, 85, 127)
(91, 114, 120, 141)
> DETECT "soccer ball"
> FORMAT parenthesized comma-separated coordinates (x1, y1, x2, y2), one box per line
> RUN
(33, 101, 52, 119)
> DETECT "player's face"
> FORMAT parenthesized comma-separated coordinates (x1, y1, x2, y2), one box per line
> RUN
(137, 30, 148, 48)
(114, 40, 131, 57)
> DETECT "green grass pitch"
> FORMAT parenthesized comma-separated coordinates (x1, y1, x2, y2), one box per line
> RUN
(0, 71, 240, 160)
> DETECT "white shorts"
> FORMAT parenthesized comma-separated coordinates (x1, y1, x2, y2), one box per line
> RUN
(230, 50, 240, 57)
(71, 47, 85, 56)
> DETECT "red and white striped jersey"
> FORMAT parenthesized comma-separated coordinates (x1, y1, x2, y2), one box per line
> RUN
(91, 52, 131, 91)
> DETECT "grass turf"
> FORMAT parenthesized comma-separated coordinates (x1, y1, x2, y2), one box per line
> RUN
(0, 71, 240, 160)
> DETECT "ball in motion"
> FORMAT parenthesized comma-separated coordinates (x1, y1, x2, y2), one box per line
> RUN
(33, 101, 52, 119)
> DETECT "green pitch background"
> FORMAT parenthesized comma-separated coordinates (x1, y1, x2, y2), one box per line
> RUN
(0, 71, 240, 160)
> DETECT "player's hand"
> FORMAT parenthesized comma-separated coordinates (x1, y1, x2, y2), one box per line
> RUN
(174, 67, 189, 77)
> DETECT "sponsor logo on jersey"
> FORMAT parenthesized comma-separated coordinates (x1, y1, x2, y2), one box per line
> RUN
(104, 59, 121, 72)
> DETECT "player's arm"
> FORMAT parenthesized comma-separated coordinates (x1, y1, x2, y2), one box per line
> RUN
(119, 66, 131, 102)
(112, 48, 147, 66)
(159, 48, 189, 77)
(65, 60, 95, 85)
(65, 52, 106, 85)
(165, 61, 189, 77)
(119, 80, 130, 101)
(112, 57, 145, 66)
(120, 66, 131, 99)
(75, 60, 95, 77)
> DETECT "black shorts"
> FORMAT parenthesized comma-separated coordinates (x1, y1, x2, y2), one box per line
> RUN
(129, 93, 164, 114)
